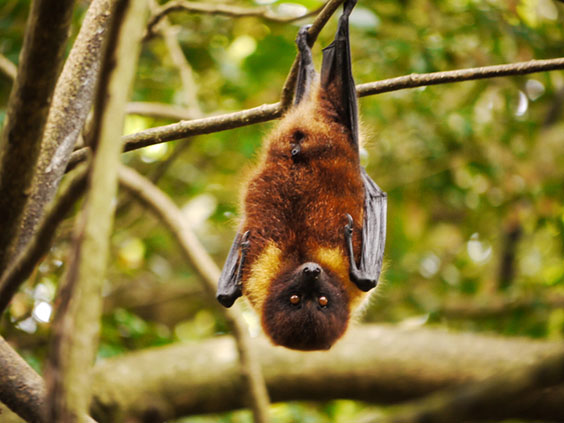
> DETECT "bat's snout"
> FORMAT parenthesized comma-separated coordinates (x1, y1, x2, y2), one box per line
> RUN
(299, 262, 322, 280)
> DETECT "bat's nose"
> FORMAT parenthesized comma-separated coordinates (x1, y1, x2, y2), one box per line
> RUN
(301, 262, 321, 279)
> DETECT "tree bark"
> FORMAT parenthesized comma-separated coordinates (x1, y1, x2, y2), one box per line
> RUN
(89, 325, 564, 422)
(2, 326, 562, 422)
(0, 0, 76, 270)
(15, 0, 116, 260)
(0, 336, 46, 423)
(44, 1, 148, 422)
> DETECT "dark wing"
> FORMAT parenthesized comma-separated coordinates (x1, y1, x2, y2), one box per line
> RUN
(320, 0, 359, 147)
(216, 230, 249, 307)
(345, 168, 387, 291)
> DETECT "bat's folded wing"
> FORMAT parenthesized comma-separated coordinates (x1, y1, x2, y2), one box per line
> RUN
(217, 231, 244, 307)
(347, 167, 387, 292)
(360, 167, 387, 286)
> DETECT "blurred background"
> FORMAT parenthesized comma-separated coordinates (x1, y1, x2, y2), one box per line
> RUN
(1, 0, 564, 421)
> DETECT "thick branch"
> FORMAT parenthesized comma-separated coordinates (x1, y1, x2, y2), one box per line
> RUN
(118, 165, 271, 423)
(436, 294, 564, 319)
(0, 166, 88, 316)
(0, 336, 46, 423)
(14, 0, 116, 260)
(387, 348, 564, 423)
(0, 0, 76, 270)
(44, 1, 148, 421)
(89, 325, 564, 422)
(68, 56, 564, 170)
(0, 335, 98, 423)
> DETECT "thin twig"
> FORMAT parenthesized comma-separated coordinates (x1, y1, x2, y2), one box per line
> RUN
(357, 57, 564, 96)
(0, 54, 17, 81)
(146, 0, 324, 39)
(126, 101, 200, 120)
(149, 0, 203, 116)
(67, 102, 282, 170)
(67, 56, 564, 171)
(118, 164, 271, 423)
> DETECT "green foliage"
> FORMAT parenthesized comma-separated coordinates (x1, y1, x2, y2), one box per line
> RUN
(2, 0, 564, 421)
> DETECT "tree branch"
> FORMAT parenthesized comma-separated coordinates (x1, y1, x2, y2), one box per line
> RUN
(0, 165, 88, 316)
(145, 0, 323, 39)
(44, 1, 148, 421)
(67, 56, 564, 170)
(0, 334, 98, 423)
(89, 325, 564, 422)
(357, 57, 564, 96)
(385, 347, 564, 423)
(279, 0, 345, 108)
(14, 0, 117, 261)
(126, 101, 199, 120)
(0, 54, 17, 81)
(0, 336, 46, 423)
(435, 294, 564, 319)
(148, 0, 202, 117)
(0, 0, 76, 271)
(118, 165, 271, 423)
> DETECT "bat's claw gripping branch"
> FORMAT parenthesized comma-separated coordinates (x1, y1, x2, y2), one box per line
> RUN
(344, 214, 377, 292)
(296, 24, 312, 50)
(294, 24, 316, 105)
(342, 0, 358, 18)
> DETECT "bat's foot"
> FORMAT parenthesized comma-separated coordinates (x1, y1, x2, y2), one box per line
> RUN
(344, 214, 377, 292)
(294, 24, 316, 106)
(342, 0, 358, 17)
(296, 24, 312, 50)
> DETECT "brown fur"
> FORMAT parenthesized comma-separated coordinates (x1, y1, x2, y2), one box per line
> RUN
(240, 81, 365, 350)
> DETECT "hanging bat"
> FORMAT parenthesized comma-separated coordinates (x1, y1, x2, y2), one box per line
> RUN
(217, 0, 386, 351)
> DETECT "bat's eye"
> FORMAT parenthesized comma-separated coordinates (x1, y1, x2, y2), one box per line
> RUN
(290, 294, 300, 305)
(318, 296, 328, 307)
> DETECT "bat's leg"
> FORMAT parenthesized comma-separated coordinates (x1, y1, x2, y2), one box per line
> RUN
(294, 24, 316, 105)
(216, 230, 250, 307)
(320, 0, 359, 146)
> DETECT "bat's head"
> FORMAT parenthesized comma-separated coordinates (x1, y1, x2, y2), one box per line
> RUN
(262, 262, 349, 350)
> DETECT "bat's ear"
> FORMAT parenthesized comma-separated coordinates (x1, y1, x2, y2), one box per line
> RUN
(320, 0, 359, 146)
